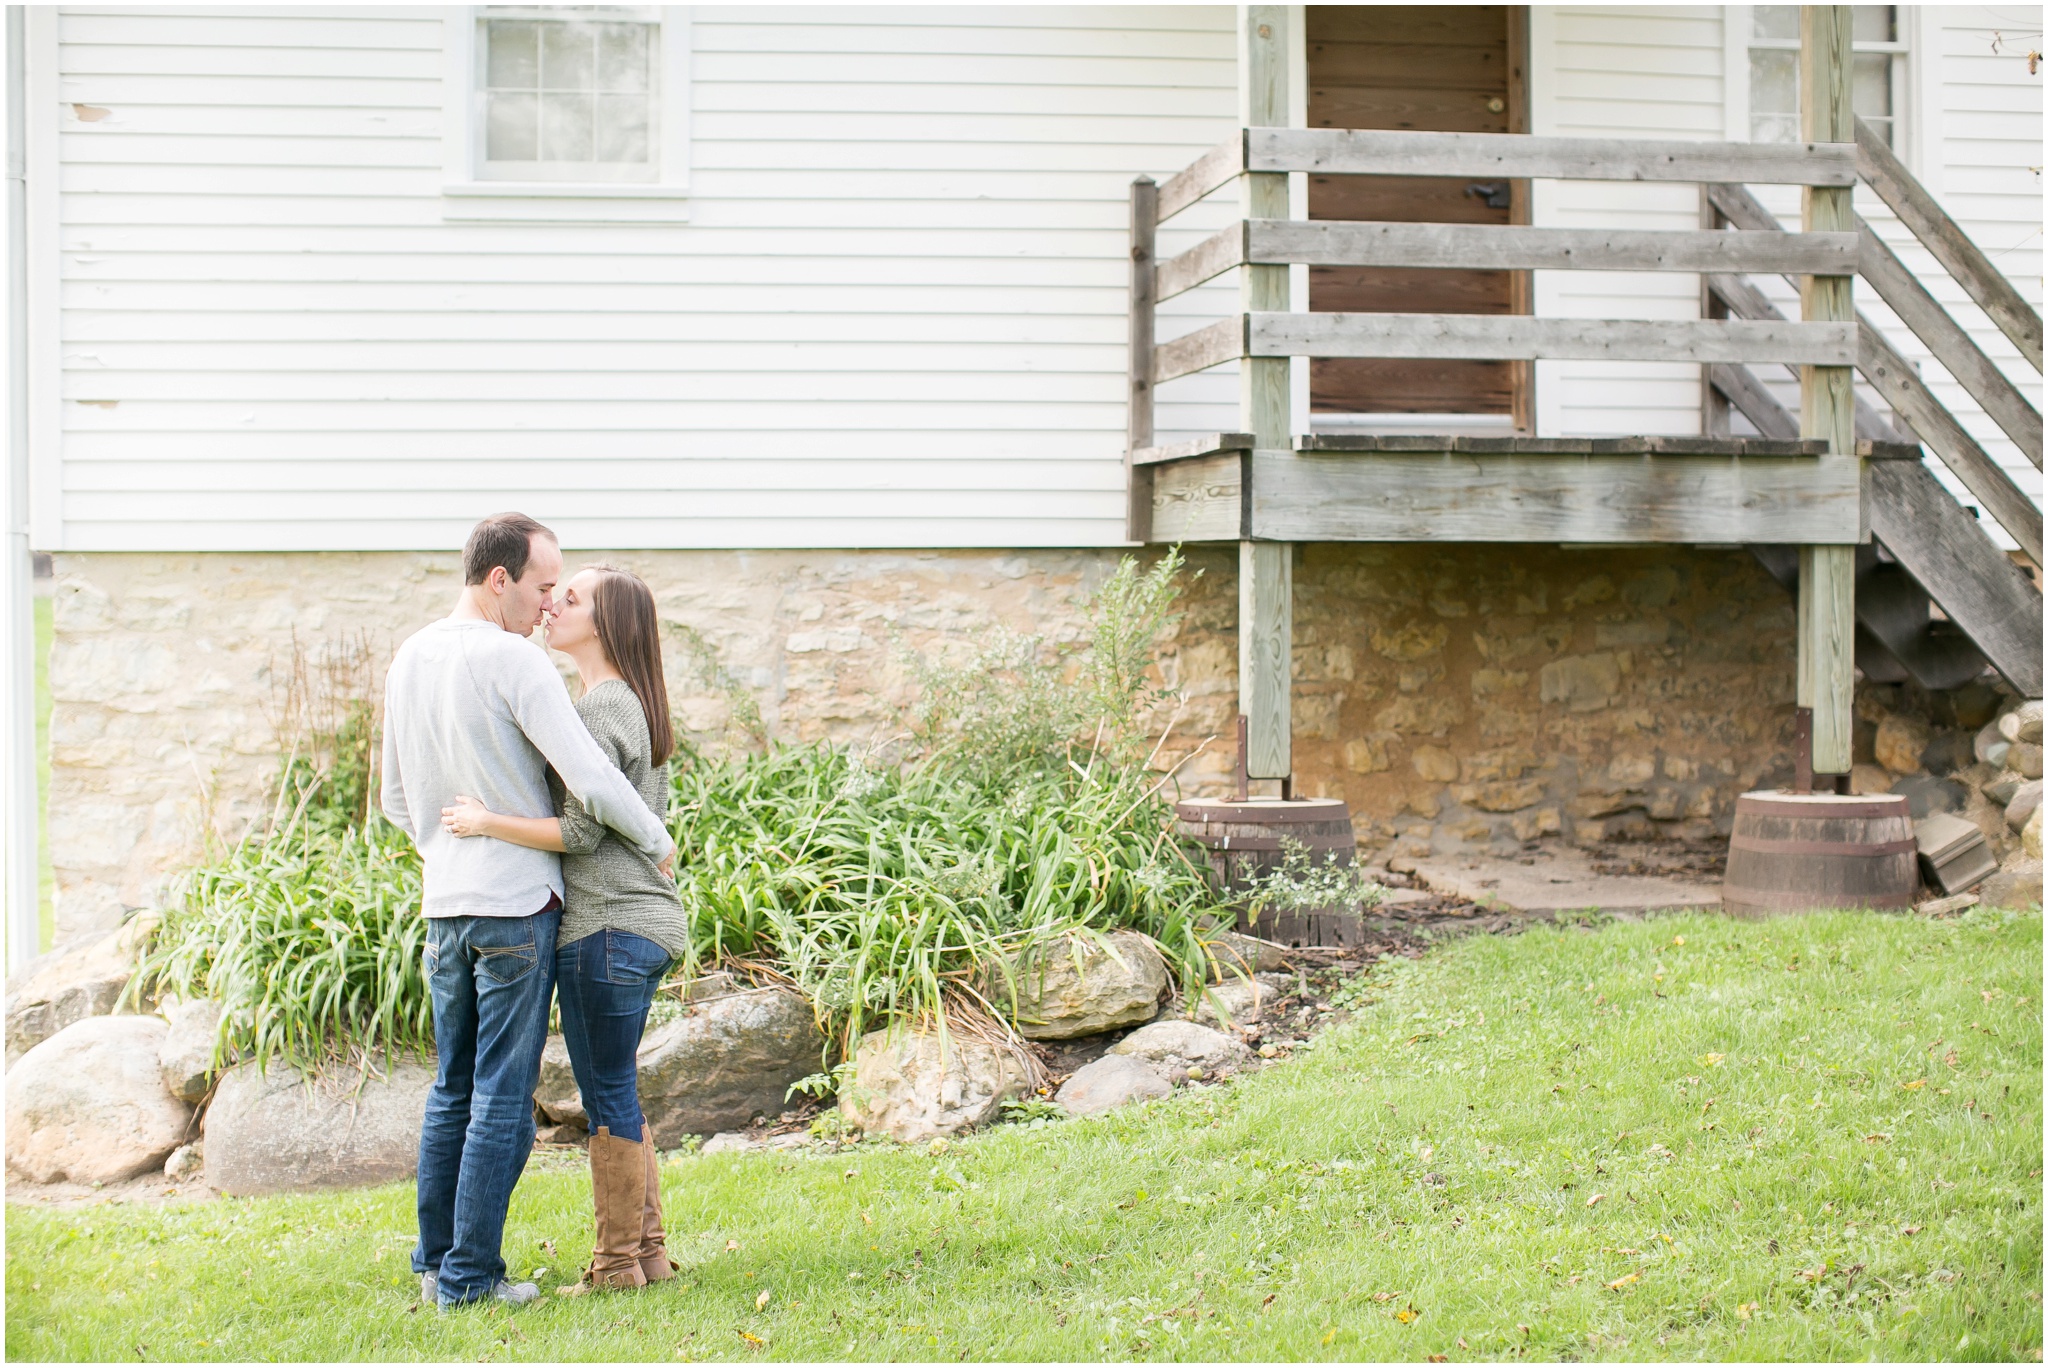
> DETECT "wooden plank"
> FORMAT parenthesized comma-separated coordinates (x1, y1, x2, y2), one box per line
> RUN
(1248, 219, 1860, 274)
(1309, 267, 1512, 314)
(1307, 41, 1508, 90)
(1308, 88, 1511, 135)
(1244, 449, 1866, 544)
(1867, 458, 2045, 696)
(1239, 537, 1292, 779)
(1311, 357, 1513, 414)
(1130, 433, 1253, 467)
(1250, 312, 1857, 364)
(1309, 5, 1510, 46)
(1154, 222, 1245, 302)
(1126, 176, 1157, 544)
(1147, 451, 1244, 543)
(1309, 173, 1510, 224)
(1152, 317, 1245, 385)
(1155, 134, 1244, 225)
(1856, 324, 2044, 565)
(1298, 434, 1828, 456)
(1248, 127, 1857, 185)
(1708, 363, 1802, 439)
(1855, 115, 2042, 372)
(1858, 221, 2041, 469)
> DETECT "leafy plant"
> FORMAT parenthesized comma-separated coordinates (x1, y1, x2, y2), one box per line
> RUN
(1242, 837, 1387, 916)
(996, 1094, 1069, 1127)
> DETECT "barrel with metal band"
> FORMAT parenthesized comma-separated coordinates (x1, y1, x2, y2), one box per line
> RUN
(1172, 797, 1363, 947)
(1721, 791, 1917, 918)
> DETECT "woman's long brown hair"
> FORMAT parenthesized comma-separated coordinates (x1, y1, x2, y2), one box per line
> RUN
(586, 565, 675, 765)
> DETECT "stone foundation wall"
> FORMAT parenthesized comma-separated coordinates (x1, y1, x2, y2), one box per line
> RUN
(47, 545, 2019, 945)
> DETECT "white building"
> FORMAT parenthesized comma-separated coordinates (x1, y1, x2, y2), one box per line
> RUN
(6, 5, 2040, 955)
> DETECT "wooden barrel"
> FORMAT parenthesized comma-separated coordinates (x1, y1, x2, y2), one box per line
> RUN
(1721, 791, 1917, 918)
(1173, 797, 1362, 947)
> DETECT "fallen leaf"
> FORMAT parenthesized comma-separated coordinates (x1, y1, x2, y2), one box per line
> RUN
(1672, 936, 1686, 945)
(1902, 1079, 1925, 1091)
(1261, 1294, 1277, 1310)
(726, 1240, 741, 1252)
(738, 1330, 765, 1348)
(1701, 1053, 1725, 1068)
(1901, 1225, 1923, 1236)
(755, 1289, 771, 1311)
(1517, 1323, 1532, 1338)
(860, 1210, 873, 1226)
(1418, 1145, 1434, 1162)
(1586, 1193, 1605, 1207)
(1395, 1306, 1419, 1324)
(1797, 1264, 1828, 1283)
(1864, 1133, 1891, 1143)
(1736, 1301, 1758, 1320)
(1607, 1272, 1639, 1290)
(1944, 1050, 1961, 1071)
(1458, 1336, 1471, 1350)
(1321, 1329, 1336, 1345)
(1428, 1356, 1447, 1363)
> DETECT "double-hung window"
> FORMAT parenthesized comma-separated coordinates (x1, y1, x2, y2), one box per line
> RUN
(1748, 5, 1906, 145)
(443, 6, 689, 221)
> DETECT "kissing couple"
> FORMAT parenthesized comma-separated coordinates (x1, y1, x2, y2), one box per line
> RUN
(381, 511, 689, 1309)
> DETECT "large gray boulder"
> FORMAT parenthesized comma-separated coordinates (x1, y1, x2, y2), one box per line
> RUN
(987, 931, 1168, 1040)
(5, 915, 158, 1064)
(1111, 1019, 1259, 1080)
(839, 1029, 1030, 1142)
(636, 988, 827, 1146)
(1054, 1054, 1171, 1117)
(534, 1034, 585, 1125)
(5, 1014, 192, 1185)
(203, 1058, 434, 1196)
(157, 998, 224, 1104)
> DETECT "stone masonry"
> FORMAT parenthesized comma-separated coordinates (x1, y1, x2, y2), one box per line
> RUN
(46, 545, 2020, 944)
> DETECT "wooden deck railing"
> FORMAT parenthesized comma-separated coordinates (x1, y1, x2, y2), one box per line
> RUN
(1130, 120, 2045, 565)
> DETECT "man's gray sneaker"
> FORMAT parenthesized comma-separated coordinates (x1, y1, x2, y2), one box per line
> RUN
(420, 1271, 438, 1305)
(438, 1278, 541, 1312)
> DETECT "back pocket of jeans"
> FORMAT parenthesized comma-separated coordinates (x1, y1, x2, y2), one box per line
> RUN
(477, 945, 537, 985)
(604, 932, 670, 986)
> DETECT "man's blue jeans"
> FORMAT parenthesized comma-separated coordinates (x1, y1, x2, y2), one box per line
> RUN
(555, 928, 671, 1136)
(412, 904, 560, 1305)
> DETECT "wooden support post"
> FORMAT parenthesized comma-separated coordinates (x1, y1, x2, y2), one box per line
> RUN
(1798, 5, 1856, 778)
(1238, 4, 1292, 781)
(1700, 186, 1733, 436)
(1127, 176, 1157, 543)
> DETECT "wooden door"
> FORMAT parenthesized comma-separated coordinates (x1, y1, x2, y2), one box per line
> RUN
(1306, 6, 1531, 426)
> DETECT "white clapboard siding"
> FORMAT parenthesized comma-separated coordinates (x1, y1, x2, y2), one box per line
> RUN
(1530, 5, 2040, 532)
(49, 5, 1239, 552)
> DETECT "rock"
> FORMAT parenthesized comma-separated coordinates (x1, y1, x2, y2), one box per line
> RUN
(203, 1058, 434, 1196)
(636, 988, 828, 1146)
(157, 998, 223, 1104)
(1974, 721, 2011, 769)
(163, 1142, 203, 1183)
(2009, 743, 2043, 781)
(1919, 729, 1974, 776)
(1985, 773, 2025, 807)
(1978, 857, 2042, 909)
(1848, 762, 1893, 795)
(5, 1015, 192, 1185)
(1889, 774, 1965, 819)
(5, 914, 158, 1063)
(534, 1121, 588, 1146)
(1184, 976, 1272, 1031)
(2014, 701, 2044, 745)
(988, 931, 1168, 1040)
(1875, 714, 1931, 775)
(2006, 780, 2043, 831)
(700, 1132, 755, 1155)
(1538, 654, 1621, 713)
(534, 1034, 585, 1125)
(838, 1030, 1030, 1142)
(2025, 806, 2043, 860)
(1111, 1019, 1258, 1080)
(1201, 929, 1288, 977)
(1053, 1055, 1172, 1117)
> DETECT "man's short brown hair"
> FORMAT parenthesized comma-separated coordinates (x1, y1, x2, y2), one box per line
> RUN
(462, 512, 556, 587)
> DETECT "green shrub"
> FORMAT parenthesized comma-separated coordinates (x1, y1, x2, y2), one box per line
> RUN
(137, 552, 1232, 1070)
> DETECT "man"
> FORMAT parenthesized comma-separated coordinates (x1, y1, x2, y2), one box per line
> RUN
(381, 512, 676, 1310)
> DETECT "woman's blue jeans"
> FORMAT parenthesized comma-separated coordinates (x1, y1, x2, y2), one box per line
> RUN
(555, 929, 671, 1137)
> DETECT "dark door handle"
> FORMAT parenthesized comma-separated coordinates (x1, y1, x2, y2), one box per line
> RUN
(1464, 182, 1512, 209)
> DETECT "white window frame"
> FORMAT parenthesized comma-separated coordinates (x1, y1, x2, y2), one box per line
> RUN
(1727, 5, 1912, 161)
(441, 5, 690, 223)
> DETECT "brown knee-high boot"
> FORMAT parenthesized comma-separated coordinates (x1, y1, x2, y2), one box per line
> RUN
(636, 1124, 679, 1283)
(584, 1127, 648, 1289)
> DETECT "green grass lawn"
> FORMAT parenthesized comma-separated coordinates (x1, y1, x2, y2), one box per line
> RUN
(7, 907, 2039, 1362)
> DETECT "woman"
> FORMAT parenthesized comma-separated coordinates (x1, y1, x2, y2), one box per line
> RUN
(442, 564, 687, 1292)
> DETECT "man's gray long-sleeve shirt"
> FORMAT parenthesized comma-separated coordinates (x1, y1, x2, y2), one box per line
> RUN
(380, 617, 676, 919)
